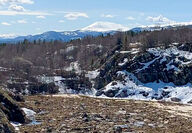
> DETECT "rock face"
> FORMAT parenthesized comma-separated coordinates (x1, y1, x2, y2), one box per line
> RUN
(0, 89, 29, 132)
(7, 79, 59, 95)
(6, 71, 92, 95)
(95, 45, 192, 89)
(94, 44, 192, 103)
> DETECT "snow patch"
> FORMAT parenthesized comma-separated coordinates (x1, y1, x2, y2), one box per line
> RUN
(65, 46, 77, 52)
(118, 58, 128, 66)
(85, 70, 100, 80)
(65, 61, 81, 74)
(22, 108, 41, 125)
(102, 70, 192, 104)
(10, 122, 21, 131)
(81, 21, 129, 32)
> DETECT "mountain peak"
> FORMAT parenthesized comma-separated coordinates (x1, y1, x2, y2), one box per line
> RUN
(0, 34, 17, 39)
(81, 21, 129, 32)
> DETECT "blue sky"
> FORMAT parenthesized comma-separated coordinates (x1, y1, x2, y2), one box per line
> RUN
(0, 0, 192, 36)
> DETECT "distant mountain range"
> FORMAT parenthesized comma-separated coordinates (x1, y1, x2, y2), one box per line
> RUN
(1, 21, 192, 43)
(0, 30, 113, 43)
(131, 22, 192, 32)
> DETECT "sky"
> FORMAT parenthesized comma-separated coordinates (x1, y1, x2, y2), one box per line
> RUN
(0, 0, 192, 37)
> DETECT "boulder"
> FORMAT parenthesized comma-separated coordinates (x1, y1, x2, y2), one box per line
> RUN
(0, 89, 29, 123)
(95, 90, 104, 96)
(171, 97, 181, 102)
(104, 89, 119, 97)
(187, 100, 192, 104)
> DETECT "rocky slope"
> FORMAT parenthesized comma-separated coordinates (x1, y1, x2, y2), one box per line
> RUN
(94, 43, 192, 104)
(0, 89, 29, 133)
(3, 42, 192, 104)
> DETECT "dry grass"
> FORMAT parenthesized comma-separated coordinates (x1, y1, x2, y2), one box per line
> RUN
(19, 95, 192, 133)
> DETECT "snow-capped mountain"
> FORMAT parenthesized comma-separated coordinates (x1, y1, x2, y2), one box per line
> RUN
(0, 30, 108, 43)
(0, 21, 127, 43)
(131, 22, 192, 32)
(0, 34, 17, 39)
(81, 21, 129, 32)
(1, 21, 192, 43)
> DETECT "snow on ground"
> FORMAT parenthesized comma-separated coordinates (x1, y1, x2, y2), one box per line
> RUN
(22, 108, 36, 119)
(65, 46, 77, 53)
(37, 46, 192, 104)
(85, 70, 100, 80)
(104, 71, 155, 100)
(22, 108, 41, 125)
(148, 46, 192, 64)
(0, 67, 8, 72)
(103, 70, 192, 104)
(118, 58, 128, 66)
(11, 108, 38, 131)
(85, 70, 100, 94)
(65, 61, 82, 74)
(161, 85, 192, 103)
(37, 76, 65, 84)
(136, 56, 161, 73)
(120, 48, 139, 54)
(10, 122, 21, 131)
(135, 46, 192, 73)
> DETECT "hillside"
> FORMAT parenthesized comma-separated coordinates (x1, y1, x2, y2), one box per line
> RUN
(0, 28, 192, 103)
(0, 27, 192, 132)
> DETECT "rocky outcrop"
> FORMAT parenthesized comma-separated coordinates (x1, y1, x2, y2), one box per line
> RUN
(7, 79, 59, 95)
(0, 89, 29, 123)
(0, 89, 29, 132)
(93, 45, 192, 104)
(0, 109, 15, 133)
(95, 45, 192, 91)
(94, 52, 133, 90)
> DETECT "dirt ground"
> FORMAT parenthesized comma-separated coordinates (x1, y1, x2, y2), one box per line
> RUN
(19, 95, 192, 133)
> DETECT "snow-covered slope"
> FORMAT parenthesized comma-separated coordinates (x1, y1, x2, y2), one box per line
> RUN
(81, 21, 129, 32)
(95, 45, 192, 104)
(101, 70, 192, 104)
(131, 22, 192, 32)
(0, 34, 17, 39)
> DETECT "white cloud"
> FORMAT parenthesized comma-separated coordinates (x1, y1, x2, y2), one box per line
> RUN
(64, 12, 88, 20)
(18, 0, 33, 4)
(0, 0, 34, 5)
(1, 22, 11, 26)
(0, 10, 51, 16)
(8, 4, 25, 11)
(58, 20, 65, 23)
(126, 16, 135, 20)
(101, 14, 114, 18)
(36, 15, 46, 19)
(17, 19, 27, 23)
(146, 15, 174, 24)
